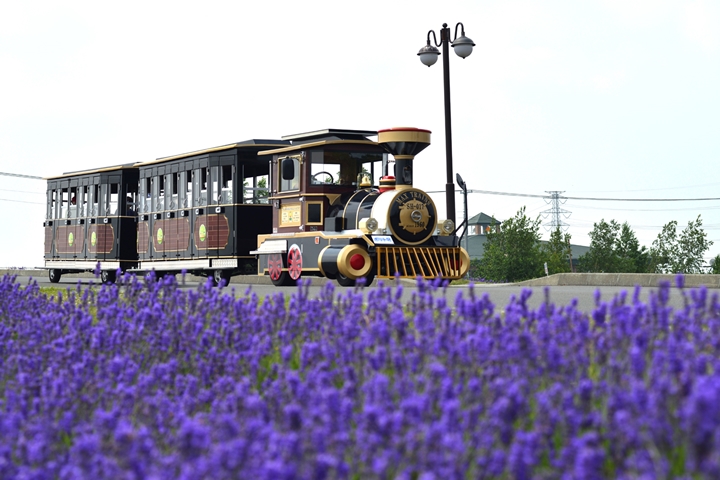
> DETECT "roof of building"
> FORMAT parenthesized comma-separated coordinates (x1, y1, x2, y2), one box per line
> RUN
(468, 212, 501, 225)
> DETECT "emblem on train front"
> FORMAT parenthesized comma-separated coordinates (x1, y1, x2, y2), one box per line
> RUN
(388, 189, 436, 245)
(397, 193, 432, 234)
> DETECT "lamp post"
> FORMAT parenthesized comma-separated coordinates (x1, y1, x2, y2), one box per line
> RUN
(418, 22, 474, 226)
(456, 173, 469, 254)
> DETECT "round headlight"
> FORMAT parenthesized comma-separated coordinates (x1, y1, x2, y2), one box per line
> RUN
(360, 217, 379, 234)
(441, 219, 455, 235)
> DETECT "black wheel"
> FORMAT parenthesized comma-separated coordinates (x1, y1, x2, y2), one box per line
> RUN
(271, 270, 294, 287)
(361, 271, 376, 286)
(101, 270, 116, 284)
(212, 269, 231, 287)
(336, 272, 356, 287)
(48, 269, 61, 284)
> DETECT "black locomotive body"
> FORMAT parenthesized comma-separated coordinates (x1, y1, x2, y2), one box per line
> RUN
(43, 127, 469, 286)
(253, 127, 470, 286)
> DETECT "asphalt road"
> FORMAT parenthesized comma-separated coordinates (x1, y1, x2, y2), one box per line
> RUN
(24, 274, 716, 313)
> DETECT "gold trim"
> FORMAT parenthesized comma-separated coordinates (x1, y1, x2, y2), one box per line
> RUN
(317, 245, 331, 277)
(305, 201, 324, 225)
(375, 246, 465, 279)
(259, 139, 378, 156)
(337, 244, 372, 279)
(377, 129, 431, 145)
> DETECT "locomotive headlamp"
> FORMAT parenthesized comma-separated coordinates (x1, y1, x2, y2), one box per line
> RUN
(440, 218, 455, 235)
(359, 217, 379, 234)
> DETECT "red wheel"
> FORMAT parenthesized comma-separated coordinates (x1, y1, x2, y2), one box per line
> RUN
(268, 254, 283, 281)
(288, 244, 303, 280)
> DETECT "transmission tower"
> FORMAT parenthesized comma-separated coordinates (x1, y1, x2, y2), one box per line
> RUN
(541, 191, 571, 231)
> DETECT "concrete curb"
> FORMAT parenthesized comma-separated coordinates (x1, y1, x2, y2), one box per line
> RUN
(515, 273, 720, 288)
(5, 270, 720, 288)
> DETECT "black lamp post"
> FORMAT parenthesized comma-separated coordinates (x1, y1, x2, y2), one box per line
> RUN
(418, 23, 474, 226)
(456, 173, 469, 253)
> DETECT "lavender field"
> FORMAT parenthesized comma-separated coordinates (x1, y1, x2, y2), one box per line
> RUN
(1, 272, 719, 479)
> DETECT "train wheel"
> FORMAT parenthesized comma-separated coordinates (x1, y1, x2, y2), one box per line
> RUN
(336, 269, 375, 287)
(101, 270, 116, 284)
(336, 272, 355, 287)
(48, 269, 61, 284)
(212, 269, 230, 288)
(269, 253, 293, 287)
(287, 245, 303, 281)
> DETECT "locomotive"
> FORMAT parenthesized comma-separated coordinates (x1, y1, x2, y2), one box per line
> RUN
(42, 127, 469, 286)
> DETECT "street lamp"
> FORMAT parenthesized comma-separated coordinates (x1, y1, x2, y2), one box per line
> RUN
(418, 22, 474, 226)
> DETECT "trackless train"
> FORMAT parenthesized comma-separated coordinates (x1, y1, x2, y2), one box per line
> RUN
(43, 127, 470, 286)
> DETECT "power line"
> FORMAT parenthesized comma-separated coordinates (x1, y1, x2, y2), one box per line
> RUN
(0, 172, 43, 180)
(428, 189, 720, 202)
(0, 198, 44, 205)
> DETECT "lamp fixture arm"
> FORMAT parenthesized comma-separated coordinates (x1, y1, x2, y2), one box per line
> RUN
(426, 29, 441, 48)
(452, 22, 467, 42)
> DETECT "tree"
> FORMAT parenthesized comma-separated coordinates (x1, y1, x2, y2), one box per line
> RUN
(615, 222, 650, 273)
(477, 207, 543, 282)
(577, 220, 649, 273)
(542, 227, 572, 275)
(649, 215, 713, 273)
(710, 254, 720, 274)
(577, 219, 621, 272)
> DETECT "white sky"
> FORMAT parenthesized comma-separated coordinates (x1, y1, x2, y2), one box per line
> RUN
(1, 0, 719, 268)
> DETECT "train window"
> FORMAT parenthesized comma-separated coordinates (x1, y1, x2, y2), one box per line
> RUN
(99, 184, 108, 216)
(77, 186, 86, 217)
(280, 156, 300, 192)
(184, 170, 193, 207)
(152, 176, 165, 212)
(362, 157, 385, 186)
(109, 184, 119, 215)
(138, 178, 149, 214)
(311, 151, 365, 186)
(210, 166, 219, 204)
(89, 185, 98, 217)
(165, 173, 177, 210)
(220, 165, 233, 204)
(46, 190, 53, 220)
(197, 168, 208, 206)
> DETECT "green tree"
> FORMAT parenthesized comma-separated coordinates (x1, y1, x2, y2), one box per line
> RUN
(710, 254, 720, 274)
(649, 215, 713, 273)
(578, 220, 648, 273)
(577, 219, 621, 272)
(542, 227, 572, 274)
(478, 207, 543, 282)
(616, 222, 650, 272)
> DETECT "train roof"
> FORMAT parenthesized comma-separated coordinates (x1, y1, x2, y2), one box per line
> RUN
(44, 163, 137, 180)
(281, 128, 378, 143)
(138, 139, 291, 166)
(258, 129, 381, 156)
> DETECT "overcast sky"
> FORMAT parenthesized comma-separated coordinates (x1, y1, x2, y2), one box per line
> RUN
(1, 0, 719, 269)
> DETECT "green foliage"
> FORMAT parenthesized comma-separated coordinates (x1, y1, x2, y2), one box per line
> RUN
(578, 220, 648, 273)
(477, 207, 543, 282)
(541, 228, 572, 275)
(649, 215, 713, 273)
(710, 254, 720, 274)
